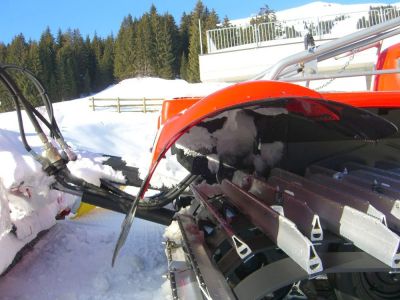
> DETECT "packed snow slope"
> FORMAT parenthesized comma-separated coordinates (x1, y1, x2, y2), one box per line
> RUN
(0, 77, 228, 299)
(230, 1, 400, 25)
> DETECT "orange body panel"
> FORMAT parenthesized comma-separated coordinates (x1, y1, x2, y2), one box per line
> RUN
(137, 81, 400, 199)
(321, 91, 400, 107)
(374, 43, 400, 91)
(138, 81, 323, 198)
(159, 97, 201, 127)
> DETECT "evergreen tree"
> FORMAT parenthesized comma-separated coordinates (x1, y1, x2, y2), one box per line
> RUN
(90, 34, 103, 90)
(250, 5, 276, 25)
(250, 5, 277, 41)
(187, 1, 219, 82)
(149, 5, 161, 76)
(0, 43, 12, 112)
(187, 1, 205, 82)
(114, 15, 136, 80)
(6, 34, 34, 105)
(179, 51, 188, 80)
(56, 31, 78, 100)
(70, 29, 90, 96)
(26, 41, 43, 107)
(154, 14, 176, 79)
(179, 13, 192, 80)
(222, 16, 231, 27)
(165, 14, 180, 77)
(135, 13, 154, 76)
(6, 34, 29, 66)
(85, 34, 98, 92)
(0, 43, 7, 62)
(27, 41, 42, 76)
(99, 35, 115, 88)
(38, 28, 58, 101)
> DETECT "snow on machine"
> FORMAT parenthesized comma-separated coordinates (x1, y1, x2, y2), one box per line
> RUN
(2, 17, 400, 300)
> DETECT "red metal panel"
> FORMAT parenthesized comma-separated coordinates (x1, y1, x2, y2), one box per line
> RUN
(321, 91, 400, 107)
(137, 80, 400, 199)
(136, 81, 322, 198)
(374, 44, 400, 91)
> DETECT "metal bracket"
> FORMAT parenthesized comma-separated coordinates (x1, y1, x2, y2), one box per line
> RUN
(231, 235, 253, 260)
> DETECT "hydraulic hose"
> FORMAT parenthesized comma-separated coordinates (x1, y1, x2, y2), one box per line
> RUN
(0, 63, 176, 225)
(0, 64, 77, 171)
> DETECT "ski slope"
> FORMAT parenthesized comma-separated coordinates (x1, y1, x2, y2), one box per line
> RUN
(230, 1, 400, 26)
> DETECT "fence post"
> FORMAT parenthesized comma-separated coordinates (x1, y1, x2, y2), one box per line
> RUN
(91, 97, 95, 111)
(117, 97, 120, 113)
(143, 97, 147, 113)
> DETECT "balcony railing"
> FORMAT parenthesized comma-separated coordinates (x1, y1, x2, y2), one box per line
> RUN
(206, 8, 400, 54)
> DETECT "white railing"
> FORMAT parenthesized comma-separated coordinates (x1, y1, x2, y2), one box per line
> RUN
(206, 8, 400, 53)
(89, 97, 164, 113)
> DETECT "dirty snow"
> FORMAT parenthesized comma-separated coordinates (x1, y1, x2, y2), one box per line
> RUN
(175, 108, 285, 176)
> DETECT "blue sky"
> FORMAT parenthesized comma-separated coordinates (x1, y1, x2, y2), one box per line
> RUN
(0, 0, 396, 44)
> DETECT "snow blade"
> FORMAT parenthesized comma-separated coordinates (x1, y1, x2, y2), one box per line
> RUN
(112, 192, 140, 266)
(112, 172, 153, 266)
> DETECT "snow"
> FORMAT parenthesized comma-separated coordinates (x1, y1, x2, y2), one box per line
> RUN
(175, 107, 286, 176)
(163, 220, 182, 243)
(229, 1, 400, 26)
(0, 209, 167, 300)
(94, 77, 229, 100)
(0, 77, 226, 299)
(1, 2, 398, 298)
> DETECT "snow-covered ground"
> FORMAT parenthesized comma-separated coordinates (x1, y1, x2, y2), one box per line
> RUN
(1, 2, 399, 298)
(0, 77, 228, 299)
(0, 210, 168, 300)
(230, 1, 400, 26)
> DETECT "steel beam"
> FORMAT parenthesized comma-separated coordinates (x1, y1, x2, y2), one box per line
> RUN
(271, 168, 386, 223)
(177, 215, 237, 300)
(307, 173, 400, 232)
(192, 184, 253, 260)
(220, 179, 323, 274)
(246, 176, 323, 241)
(307, 165, 400, 227)
(268, 174, 400, 268)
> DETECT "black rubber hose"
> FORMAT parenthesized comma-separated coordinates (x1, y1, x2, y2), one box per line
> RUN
(100, 174, 198, 210)
(54, 174, 174, 225)
(0, 68, 47, 140)
(0, 72, 33, 152)
(1, 65, 55, 121)
(14, 99, 32, 152)
(0, 65, 63, 140)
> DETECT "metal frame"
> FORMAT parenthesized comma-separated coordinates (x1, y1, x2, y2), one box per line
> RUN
(233, 252, 394, 300)
(191, 184, 253, 260)
(206, 8, 400, 54)
(254, 17, 400, 81)
(177, 215, 237, 300)
(220, 179, 323, 274)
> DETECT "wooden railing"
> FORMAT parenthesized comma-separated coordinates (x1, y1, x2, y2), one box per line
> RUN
(89, 97, 164, 113)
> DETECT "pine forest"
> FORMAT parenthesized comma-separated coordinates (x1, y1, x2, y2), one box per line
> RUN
(0, 1, 219, 112)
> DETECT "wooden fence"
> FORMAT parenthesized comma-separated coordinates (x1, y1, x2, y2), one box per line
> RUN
(89, 97, 164, 113)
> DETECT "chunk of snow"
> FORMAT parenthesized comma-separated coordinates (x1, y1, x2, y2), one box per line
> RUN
(67, 156, 126, 186)
(0, 180, 12, 239)
(163, 221, 182, 243)
(214, 109, 257, 161)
